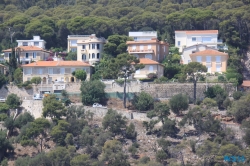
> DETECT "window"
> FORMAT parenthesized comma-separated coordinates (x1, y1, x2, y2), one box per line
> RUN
(89, 44, 91, 49)
(70, 48, 77, 52)
(158, 45, 159, 51)
(92, 44, 95, 49)
(192, 37, 196, 41)
(82, 45, 86, 49)
(145, 54, 152, 59)
(48, 68, 53, 74)
(82, 54, 86, 60)
(26, 53, 29, 58)
(60, 68, 65, 74)
(216, 56, 221, 62)
(140, 45, 144, 50)
(192, 51, 196, 53)
(164, 46, 166, 52)
(97, 44, 100, 49)
(132, 45, 136, 50)
(206, 56, 211, 62)
(97, 53, 100, 59)
(65, 68, 71, 74)
(53, 68, 60, 74)
(148, 45, 151, 50)
(23, 42, 28, 46)
(24, 68, 32, 75)
(135, 69, 140, 74)
(149, 66, 154, 72)
(216, 66, 221, 72)
(207, 66, 211, 73)
(34, 42, 39, 46)
(33, 52, 37, 59)
(8, 53, 11, 58)
(196, 56, 202, 62)
(92, 53, 95, 59)
(71, 68, 75, 73)
(134, 54, 139, 58)
(134, 37, 137, 41)
(158, 54, 159, 61)
(178, 41, 181, 46)
(38, 68, 43, 75)
(202, 37, 212, 43)
(70, 40, 77, 46)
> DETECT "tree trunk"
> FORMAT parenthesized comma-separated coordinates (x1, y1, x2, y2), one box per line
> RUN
(193, 80, 197, 104)
(123, 77, 127, 108)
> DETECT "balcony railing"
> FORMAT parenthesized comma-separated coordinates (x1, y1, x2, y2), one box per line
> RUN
(129, 49, 154, 53)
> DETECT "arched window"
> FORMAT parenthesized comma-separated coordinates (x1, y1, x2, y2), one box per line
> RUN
(89, 54, 90, 59)
(82, 54, 86, 60)
(145, 54, 152, 59)
(97, 53, 100, 59)
(92, 53, 95, 59)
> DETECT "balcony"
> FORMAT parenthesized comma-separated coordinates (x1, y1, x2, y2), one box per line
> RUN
(129, 49, 154, 53)
(216, 62, 222, 66)
(206, 62, 212, 66)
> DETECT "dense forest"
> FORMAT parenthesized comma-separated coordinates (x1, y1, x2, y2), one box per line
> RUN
(0, 0, 249, 53)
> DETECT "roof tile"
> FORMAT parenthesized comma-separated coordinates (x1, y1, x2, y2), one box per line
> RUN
(22, 61, 91, 67)
(190, 49, 228, 56)
(3, 46, 45, 52)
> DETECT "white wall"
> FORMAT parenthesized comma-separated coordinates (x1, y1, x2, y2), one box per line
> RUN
(175, 33, 187, 52)
(175, 32, 218, 52)
(186, 34, 218, 48)
(181, 45, 211, 64)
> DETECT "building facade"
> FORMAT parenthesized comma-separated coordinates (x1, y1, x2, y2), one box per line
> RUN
(189, 50, 228, 73)
(181, 44, 216, 64)
(67, 34, 106, 65)
(3, 46, 50, 64)
(17, 36, 46, 49)
(175, 30, 222, 52)
(127, 32, 169, 62)
(22, 61, 92, 84)
(134, 58, 164, 79)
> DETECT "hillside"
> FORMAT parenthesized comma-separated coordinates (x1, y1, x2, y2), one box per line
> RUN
(0, 0, 249, 52)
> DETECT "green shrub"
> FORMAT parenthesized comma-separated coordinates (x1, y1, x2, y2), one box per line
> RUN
(147, 73, 157, 79)
(202, 98, 217, 108)
(20, 139, 38, 147)
(233, 91, 243, 100)
(132, 92, 154, 111)
(0, 113, 8, 121)
(139, 78, 154, 82)
(218, 75, 226, 82)
(154, 76, 168, 83)
(24, 84, 32, 90)
(115, 79, 124, 86)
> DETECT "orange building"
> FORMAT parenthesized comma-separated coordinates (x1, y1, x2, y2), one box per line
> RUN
(126, 32, 169, 62)
(189, 49, 228, 73)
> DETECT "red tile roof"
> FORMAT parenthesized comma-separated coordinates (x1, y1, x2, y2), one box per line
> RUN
(190, 49, 228, 56)
(175, 30, 218, 34)
(22, 61, 91, 67)
(3, 46, 45, 52)
(139, 58, 161, 65)
(241, 81, 250, 87)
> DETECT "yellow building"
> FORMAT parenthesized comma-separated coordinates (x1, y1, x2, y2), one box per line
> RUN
(189, 49, 228, 73)
(134, 58, 164, 79)
(3, 46, 50, 64)
(22, 61, 92, 84)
